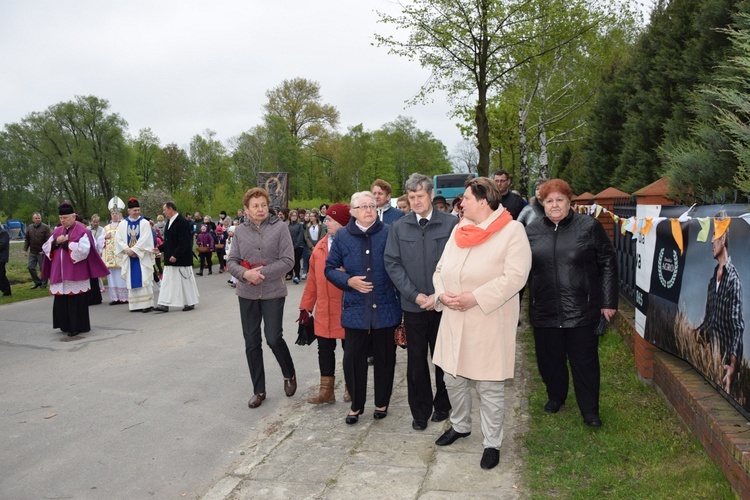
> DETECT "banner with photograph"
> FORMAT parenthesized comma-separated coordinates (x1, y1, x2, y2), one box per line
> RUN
(257, 172, 289, 211)
(632, 204, 750, 418)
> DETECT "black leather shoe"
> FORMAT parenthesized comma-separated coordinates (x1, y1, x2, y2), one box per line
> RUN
(30, 283, 41, 290)
(182, 305, 194, 311)
(480, 448, 500, 470)
(435, 427, 471, 446)
(544, 400, 564, 413)
(373, 406, 388, 419)
(412, 419, 427, 430)
(431, 410, 450, 422)
(345, 411, 361, 424)
(141, 307, 153, 313)
(248, 392, 266, 408)
(284, 376, 297, 397)
(154, 305, 169, 313)
(583, 413, 602, 427)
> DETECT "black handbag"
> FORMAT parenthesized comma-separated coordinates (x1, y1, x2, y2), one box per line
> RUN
(295, 312, 316, 346)
(594, 315, 608, 337)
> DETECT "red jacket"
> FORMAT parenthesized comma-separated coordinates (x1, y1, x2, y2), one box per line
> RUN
(299, 234, 345, 339)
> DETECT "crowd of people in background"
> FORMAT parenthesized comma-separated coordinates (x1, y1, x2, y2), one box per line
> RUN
(0, 169, 619, 471)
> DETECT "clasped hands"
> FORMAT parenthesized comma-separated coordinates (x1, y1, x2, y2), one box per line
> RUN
(439, 291, 478, 312)
(243, 266, 265, 285)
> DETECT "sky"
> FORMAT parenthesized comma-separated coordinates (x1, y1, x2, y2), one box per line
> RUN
(0, 0, 467, 155)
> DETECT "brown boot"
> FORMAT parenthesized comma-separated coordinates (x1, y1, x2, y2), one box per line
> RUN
(343, 383, 352, 402)
(308, 376, 336, 404)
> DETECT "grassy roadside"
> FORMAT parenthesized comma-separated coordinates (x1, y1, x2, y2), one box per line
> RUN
(1, 241, 50, 304)
(520, 323, 734, 498)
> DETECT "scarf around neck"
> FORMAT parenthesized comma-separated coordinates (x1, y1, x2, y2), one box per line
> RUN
(455, 208, 512, 248)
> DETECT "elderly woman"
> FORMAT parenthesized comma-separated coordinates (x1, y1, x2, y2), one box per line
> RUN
(525, 178, 617, 428)
(300, 203, 351, 404)
(227, 188, 297, 409)
(325, 192, 402, 424)
(432, 177, 531, 470)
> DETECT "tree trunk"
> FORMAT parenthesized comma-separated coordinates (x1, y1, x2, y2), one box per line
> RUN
(475, 101, 491, 178)
(538, 120, 549, 181)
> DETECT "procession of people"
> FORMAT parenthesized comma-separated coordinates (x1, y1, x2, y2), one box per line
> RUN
(2, 172, 619, 472)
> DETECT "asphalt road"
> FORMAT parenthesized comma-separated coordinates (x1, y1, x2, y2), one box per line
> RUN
(0, 271, 319, 498)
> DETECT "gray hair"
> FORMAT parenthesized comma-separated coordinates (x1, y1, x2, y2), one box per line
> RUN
(350, 191, 375, 209)
(404, 173, 433, 194)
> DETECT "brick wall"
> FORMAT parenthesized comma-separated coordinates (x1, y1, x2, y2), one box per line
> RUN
(614, 301, 750, 497)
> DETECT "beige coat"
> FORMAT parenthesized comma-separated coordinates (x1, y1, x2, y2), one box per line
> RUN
(433, 208, 531, 381)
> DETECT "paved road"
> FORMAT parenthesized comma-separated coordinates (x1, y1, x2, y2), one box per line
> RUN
(1, 271, 527, 499)
(1, 272, 320, 498)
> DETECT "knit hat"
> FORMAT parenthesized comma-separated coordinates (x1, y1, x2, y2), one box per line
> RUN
(128, 197, 140, 208)
(327, 203, 351, 227)
(227, 226, 235, 233)
(216, 225, 224, 232)
(58, 202, 74, 215)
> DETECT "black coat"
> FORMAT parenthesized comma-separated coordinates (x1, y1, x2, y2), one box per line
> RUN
(525, 209, 618, 328)
(159, 214, 193, 267)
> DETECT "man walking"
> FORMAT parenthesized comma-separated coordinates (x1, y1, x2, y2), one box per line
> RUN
(154, 202, 199, 312)
(492, 170, 525, 220)
(385, 172, 458, 430)
(24, 212, 51, 289)
(116, 197, 156, 312)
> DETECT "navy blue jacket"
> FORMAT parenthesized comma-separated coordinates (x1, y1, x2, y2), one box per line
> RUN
(325, 218, 402, 330)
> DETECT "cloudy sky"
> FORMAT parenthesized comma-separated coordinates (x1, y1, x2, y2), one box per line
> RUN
(0, 0, 467, 154)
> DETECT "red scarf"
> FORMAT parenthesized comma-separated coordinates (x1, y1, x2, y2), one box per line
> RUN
(454, 209, 512, 248)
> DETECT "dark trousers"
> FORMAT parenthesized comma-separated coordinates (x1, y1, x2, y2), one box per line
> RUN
(239, 297, 295, 395)
(404, 310, 450, 420)
(343, 327, 396, 413)
(317, 336, 345, 376)
(216, 248, 226, 269)
(292, 247, 303, 278)
(533, 325, 600, 415)
(199, 252, 213, 273)
(0, 262, 10, 295)
(27, 251, 45, 285)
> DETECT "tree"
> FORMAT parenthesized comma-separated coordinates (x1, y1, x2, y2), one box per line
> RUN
(709, 14, 750, 194)
(263, 78, 340, 145)
(154, 143, 190, 195)
(132, 128, 160, 190)
(188, 130, 230, 212)
(4, 95, 128, 217)
(451, 140, 480, 173)
(375, 0, 596, 177)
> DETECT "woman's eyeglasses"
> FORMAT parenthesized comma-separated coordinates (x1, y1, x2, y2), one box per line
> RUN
(353, 204, 377, 211)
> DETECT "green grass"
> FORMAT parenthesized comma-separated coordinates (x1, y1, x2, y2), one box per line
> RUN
(1, 241, 51, 304)
(520, 325, 735, 499)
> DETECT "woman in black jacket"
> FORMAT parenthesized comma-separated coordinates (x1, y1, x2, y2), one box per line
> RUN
(525, 179, 617, 428)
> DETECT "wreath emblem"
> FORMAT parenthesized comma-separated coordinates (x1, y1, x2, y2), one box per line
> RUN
(657, 248, 679, 289)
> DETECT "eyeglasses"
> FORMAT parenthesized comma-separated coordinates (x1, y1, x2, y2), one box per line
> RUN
(353, 204, 377, 211)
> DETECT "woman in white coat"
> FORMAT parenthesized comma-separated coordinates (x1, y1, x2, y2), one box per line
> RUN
(432, 176, 531, 470)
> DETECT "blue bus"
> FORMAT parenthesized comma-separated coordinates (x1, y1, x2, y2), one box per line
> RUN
(433, 173, 478, 202)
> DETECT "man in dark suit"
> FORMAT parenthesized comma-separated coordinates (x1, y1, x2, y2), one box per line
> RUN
(384, 173, 458, 431)
(154, 202, 199, 312)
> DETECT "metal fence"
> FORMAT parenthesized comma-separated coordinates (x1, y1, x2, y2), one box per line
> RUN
(612, 197, 638, 306)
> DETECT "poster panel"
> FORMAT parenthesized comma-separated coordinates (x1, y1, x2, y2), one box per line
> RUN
(257, 172, 289, 211)
(636, 204, 750, 418)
